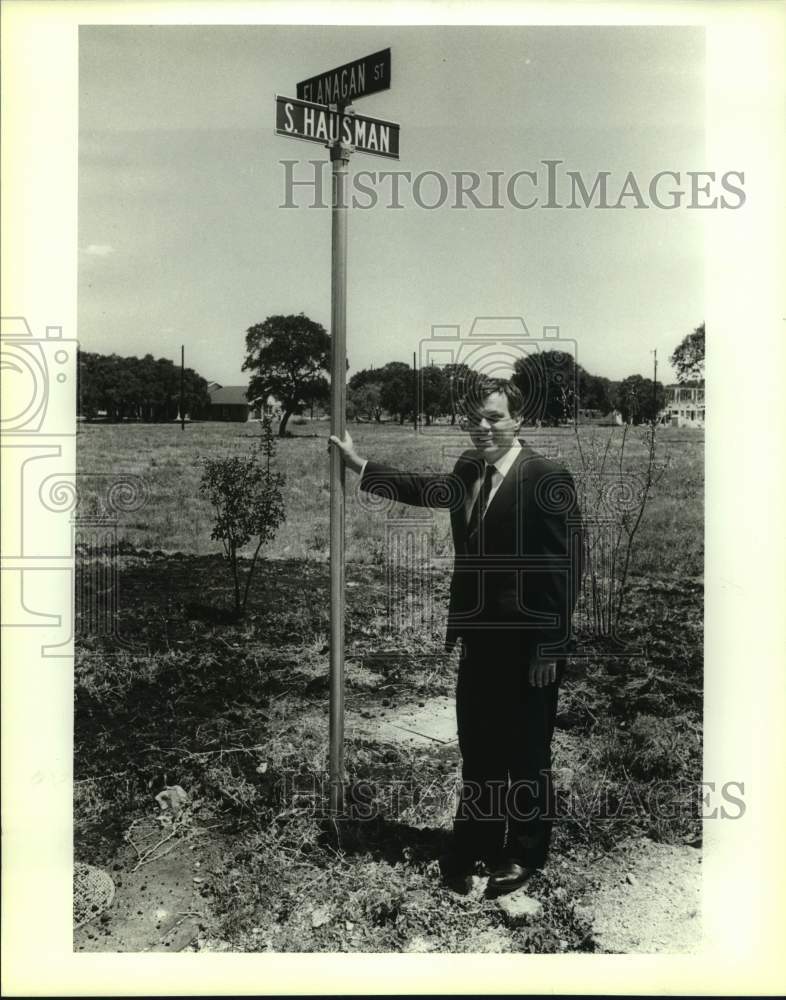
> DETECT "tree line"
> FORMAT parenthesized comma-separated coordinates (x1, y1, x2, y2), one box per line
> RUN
(78, 351, 210, 422)
(346, 323, 703, 427)
(346, 358, 631, 426)
(243, 313, 695, 435)
(78, 318, 703, 430)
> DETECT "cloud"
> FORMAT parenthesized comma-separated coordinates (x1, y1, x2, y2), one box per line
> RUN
(84, 243, 115, 257)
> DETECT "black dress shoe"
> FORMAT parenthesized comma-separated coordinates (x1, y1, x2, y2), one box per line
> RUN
(486, 860, 532, 896)
(438, 851, 475, 879)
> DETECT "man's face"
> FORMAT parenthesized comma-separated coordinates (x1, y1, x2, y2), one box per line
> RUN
(462, 390, 522, 462)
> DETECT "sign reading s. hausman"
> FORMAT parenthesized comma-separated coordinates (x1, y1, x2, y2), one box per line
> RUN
(275, 96, 400, 160)
(296, 48, 391, 105)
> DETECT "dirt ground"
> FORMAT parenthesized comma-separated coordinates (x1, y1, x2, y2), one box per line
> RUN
(73, 553, 703, 953)
(74, 818, 221, 952)
(76, 696, 701, 954)
(352, 699, 702, 953)
(581, 836, 701, 953)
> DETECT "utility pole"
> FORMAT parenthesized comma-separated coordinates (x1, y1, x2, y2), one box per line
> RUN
(412, 351, 418, 430)
(180, 345, 185, 431)
(652, 348, 658, 423)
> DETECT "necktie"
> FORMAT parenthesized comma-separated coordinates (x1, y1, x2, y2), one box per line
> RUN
(467, 463, 496, 543)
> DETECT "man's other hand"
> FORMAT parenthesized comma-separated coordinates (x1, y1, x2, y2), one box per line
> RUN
(328, 430, 366, 474)
(528, 658, 557, 688)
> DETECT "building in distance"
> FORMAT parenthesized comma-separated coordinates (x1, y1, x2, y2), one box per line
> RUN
(663, 381, 705, 428)
(205, 384, 252, 422)
(203, 384, 280, 422)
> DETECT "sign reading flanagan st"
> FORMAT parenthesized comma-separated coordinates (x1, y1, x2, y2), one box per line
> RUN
(296, 48, 391, 105)
(275, 95, 400, 160)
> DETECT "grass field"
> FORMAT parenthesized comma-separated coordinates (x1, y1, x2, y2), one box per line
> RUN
(74, 418, 704, 953)
(77, 419, 704, 577)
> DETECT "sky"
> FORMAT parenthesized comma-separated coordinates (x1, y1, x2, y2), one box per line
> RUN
(79, 25, 705, 386)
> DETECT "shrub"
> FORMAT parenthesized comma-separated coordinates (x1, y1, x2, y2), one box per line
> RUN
(199, 416, 286, 615)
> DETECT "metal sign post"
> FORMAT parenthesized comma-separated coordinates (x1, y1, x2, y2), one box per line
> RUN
(328, 136, 350, 815)
(276, 49, 399, 819)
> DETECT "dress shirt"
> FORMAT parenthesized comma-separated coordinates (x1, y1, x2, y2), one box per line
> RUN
(464, 440, 522, 524)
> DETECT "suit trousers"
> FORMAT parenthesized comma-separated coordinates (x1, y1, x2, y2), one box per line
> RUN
(452, 628, 564, 869)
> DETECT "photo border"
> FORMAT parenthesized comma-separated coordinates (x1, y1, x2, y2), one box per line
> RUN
(2, 0, 785, 995)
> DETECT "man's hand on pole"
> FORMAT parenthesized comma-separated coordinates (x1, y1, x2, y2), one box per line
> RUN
(528, 658, 557, 688)
(328, 430, 366, 474)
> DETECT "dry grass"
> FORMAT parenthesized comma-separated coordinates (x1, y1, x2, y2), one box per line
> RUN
(77, 420, 703, 577)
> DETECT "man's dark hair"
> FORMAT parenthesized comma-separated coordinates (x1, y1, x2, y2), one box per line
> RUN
(457, 374, 525, 421)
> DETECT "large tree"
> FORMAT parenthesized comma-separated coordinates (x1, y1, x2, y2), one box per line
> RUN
(348, 381, 384, 422)
(614, 374, 666, 424)
(670, 322, 705, 383)
(439, 362, 473, 424)
(419, 364, 449, 425)
(348, 368, 386, 422)
(242, 313, 330, 436)
(513, 350, 583, 425)
(578, 370, 614, 414)
(348, 367, 382, 390)
(378, 361, 415, 424)
(77, 350, 209, 421)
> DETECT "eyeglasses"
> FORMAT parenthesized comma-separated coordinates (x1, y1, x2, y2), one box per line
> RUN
(459, 414, 510, 429)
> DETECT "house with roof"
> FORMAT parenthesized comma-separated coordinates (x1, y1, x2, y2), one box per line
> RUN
(204, 383, 279, 422)
(205, 384, 252, 421)
(663, 380, 705, 428)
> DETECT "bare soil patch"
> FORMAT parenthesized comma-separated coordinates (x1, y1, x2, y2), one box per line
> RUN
(74, 819, 223, 952)
(582, 836, 702, 953)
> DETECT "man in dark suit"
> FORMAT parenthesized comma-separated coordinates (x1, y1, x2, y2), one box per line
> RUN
(330, 376, 583, 894)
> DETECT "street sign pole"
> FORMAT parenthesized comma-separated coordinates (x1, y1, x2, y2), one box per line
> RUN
(279, 48, 398, 821)
(328, 131, 351, 817)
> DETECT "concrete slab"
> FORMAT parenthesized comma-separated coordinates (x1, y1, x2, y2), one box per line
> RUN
(348, 697, 457, 747)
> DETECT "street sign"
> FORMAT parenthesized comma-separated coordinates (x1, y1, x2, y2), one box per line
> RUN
(275, 95, 400, 160)
(296, 48, 391, 105)
(275, 49, 398, 815)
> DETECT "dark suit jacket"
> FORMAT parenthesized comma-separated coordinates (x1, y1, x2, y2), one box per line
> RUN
(360, 443, 583, 657)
